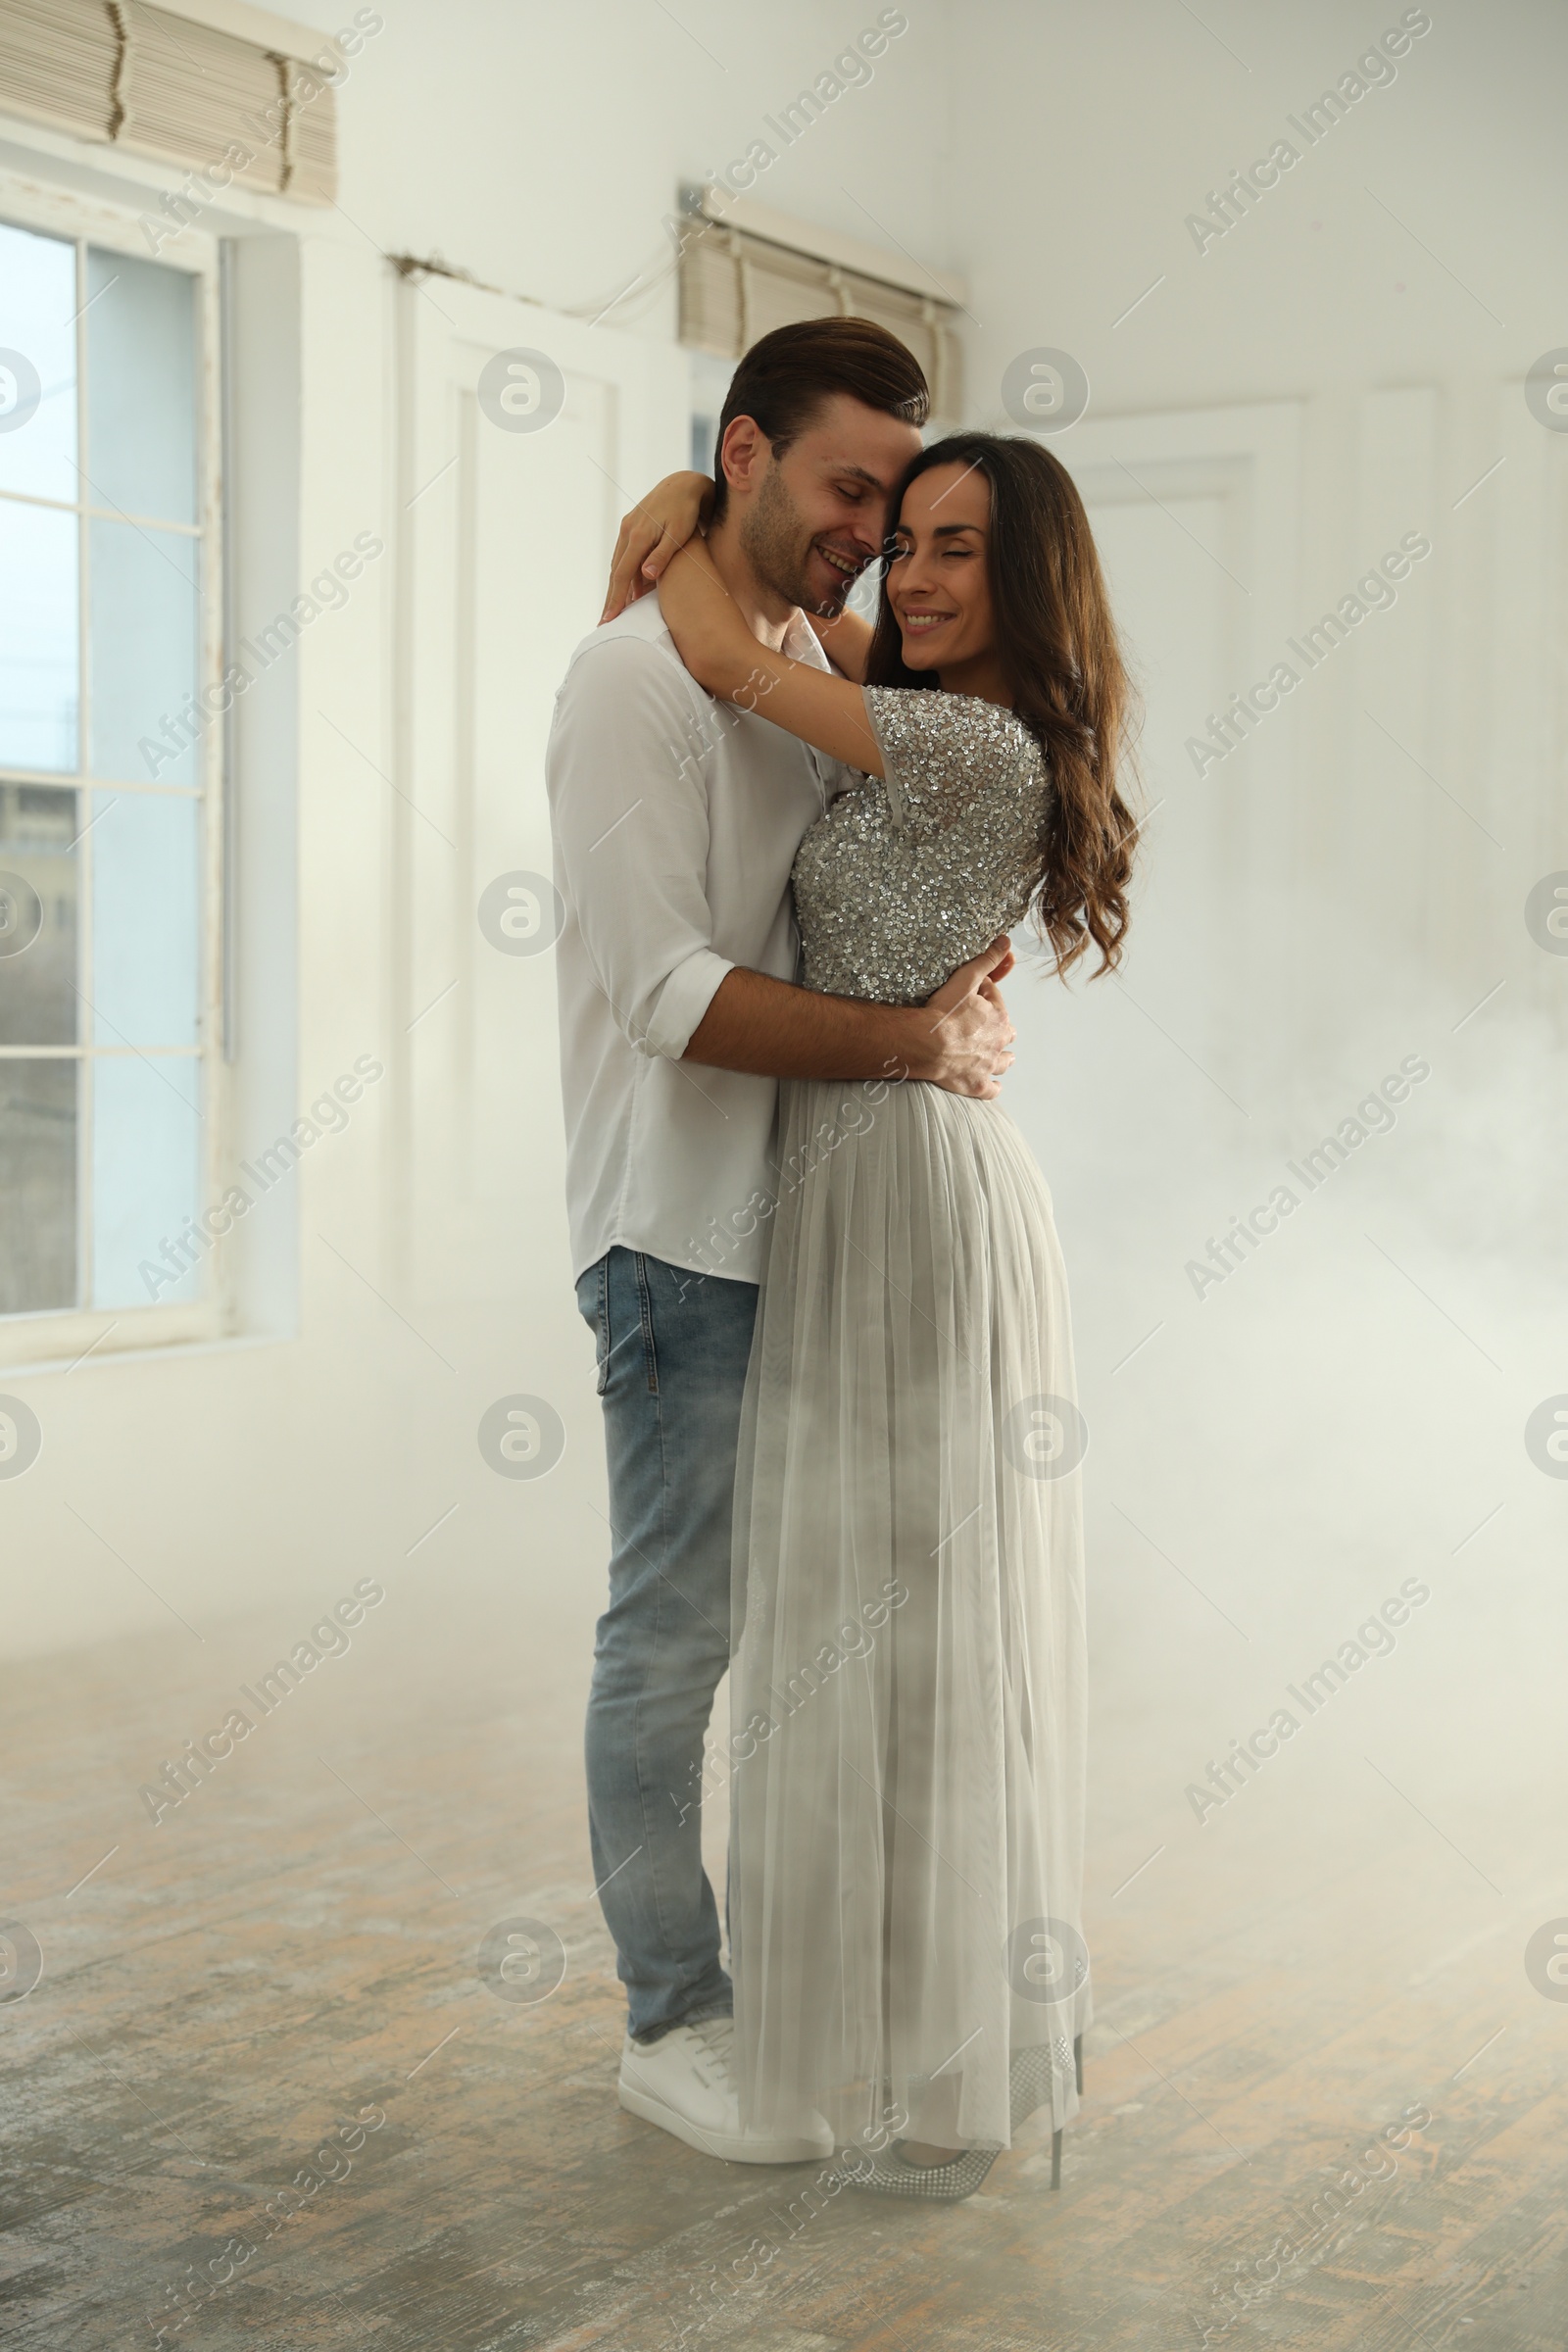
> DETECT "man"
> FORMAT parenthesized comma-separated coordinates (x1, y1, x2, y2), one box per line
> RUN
(545, 317, 1014, 2165)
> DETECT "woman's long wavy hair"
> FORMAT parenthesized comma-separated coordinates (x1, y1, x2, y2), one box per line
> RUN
(865, 432, 1141, 977)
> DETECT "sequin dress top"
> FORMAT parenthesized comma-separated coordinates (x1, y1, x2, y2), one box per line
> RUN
(790, 683, 1052, 1003)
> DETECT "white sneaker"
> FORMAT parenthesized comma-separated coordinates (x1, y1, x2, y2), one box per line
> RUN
(616, 2015, 833, 2164)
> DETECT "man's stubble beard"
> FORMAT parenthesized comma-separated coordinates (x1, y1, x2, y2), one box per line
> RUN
(738, 464, 848, 619)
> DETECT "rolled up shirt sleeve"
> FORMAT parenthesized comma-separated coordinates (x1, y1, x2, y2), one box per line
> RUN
(547, 634, 736, 1060)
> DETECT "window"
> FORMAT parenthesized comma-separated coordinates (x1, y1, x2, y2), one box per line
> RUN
(689, 349, 733, 477)
(0, 186, 222, 1344)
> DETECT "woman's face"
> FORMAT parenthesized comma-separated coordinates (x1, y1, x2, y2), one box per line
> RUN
(885, 462, 996, 673)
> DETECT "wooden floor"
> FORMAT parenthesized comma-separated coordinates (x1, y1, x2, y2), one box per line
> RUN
(3, 1569, 1565, 2352)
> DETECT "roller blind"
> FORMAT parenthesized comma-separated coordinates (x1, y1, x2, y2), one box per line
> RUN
(678, 215, 963, 424)
(0, 0, 338, 201)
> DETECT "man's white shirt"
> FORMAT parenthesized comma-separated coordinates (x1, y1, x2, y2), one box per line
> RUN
(546, 591, 842, 1286)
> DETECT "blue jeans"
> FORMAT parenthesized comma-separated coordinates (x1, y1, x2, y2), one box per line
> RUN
(576, 1247, 759, 2042)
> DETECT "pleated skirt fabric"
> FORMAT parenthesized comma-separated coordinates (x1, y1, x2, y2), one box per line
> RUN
(727, 1074, 1092, 2155)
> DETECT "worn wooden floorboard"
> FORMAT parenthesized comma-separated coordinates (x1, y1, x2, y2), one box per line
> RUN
(3, 1589, 1564, 2352)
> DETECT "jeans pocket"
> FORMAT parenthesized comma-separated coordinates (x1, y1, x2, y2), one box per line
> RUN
(576, 1256, 611, 1396)
(632, 1252, 660, 1395)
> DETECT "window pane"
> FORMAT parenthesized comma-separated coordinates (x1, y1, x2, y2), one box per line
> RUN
(85, 248, 197, 525)
(91, 1052, 200, 1309)
(88, 515, 199, 785)
(0, 784, 77, 1046)
(0, 219, 77, 505)
(0, 1056, 77, 1312)
(0, 498, 78, 771)
(91, 788, 199, 1047)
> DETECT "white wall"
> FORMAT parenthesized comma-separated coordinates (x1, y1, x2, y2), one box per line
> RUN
(1, 0, 1563, 1711)
(0, 0, 959, 1657)
(937, 0, 1568, 1856)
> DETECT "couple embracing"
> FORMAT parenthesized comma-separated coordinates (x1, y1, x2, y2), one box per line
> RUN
(546, 316, 1136, 2199)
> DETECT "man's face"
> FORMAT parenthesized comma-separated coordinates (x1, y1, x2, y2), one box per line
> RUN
(733, 392, 924, 618)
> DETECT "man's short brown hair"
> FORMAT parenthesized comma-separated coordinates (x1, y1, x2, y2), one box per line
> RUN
(710, 316, 929, 518)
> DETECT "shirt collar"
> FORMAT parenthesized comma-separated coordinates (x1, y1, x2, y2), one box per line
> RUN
(779, 607, 832, 671)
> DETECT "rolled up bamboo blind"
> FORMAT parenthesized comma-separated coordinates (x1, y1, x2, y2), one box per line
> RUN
(0, 0, 339, 200)
(678, 211, 962, 423)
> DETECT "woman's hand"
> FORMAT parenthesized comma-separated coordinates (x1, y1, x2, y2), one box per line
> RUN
(601, 471, 713, 623)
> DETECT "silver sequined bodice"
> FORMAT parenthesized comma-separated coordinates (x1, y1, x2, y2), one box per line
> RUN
(792, 684, 1051, 1004)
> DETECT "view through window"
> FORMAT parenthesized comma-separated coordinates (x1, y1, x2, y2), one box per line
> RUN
(0, 214, 212, 1320)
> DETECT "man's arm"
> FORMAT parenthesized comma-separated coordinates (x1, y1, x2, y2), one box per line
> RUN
(548, 633, 1015, 1100)
(686, 943, 1016, 1102)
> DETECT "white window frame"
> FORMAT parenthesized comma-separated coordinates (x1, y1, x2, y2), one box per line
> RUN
(0, 165, 229, 1365)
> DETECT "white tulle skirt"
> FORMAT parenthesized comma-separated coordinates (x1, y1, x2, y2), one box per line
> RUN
(727, 1074, 1092, 2155)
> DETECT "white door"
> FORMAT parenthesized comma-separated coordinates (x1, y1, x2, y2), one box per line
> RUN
(1000, 406, 1301, 1266)
(393, 280, 688, 1306)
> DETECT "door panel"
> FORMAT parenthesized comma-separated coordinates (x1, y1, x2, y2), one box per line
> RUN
(395, 282, 687, 1303)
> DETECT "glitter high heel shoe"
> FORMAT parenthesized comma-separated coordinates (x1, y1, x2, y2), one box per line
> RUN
(1006, 2031, 1084, 2189)
(843, 2140, 1002, 2200)
(846, 2033, 1085, 2202)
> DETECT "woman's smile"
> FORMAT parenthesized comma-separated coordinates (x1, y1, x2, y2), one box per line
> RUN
(898, 607, 956, 634)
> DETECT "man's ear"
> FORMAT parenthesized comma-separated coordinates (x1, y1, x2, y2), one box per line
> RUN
(717, 413, 769, 507)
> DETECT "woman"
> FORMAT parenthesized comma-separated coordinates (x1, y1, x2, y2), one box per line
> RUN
(629, 433, 1136, 2198)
